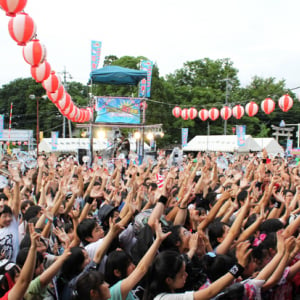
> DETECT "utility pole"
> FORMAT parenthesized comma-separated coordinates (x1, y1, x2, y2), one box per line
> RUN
(59, 67, 73, 138)
(223, 77, 232, 135)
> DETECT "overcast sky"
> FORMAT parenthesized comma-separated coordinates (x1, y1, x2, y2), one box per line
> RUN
(1, 0, 300, 94)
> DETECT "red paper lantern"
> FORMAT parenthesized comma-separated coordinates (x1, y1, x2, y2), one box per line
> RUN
(261, 98, 275, 114)
(220, 106, 232, 120)
(232, 105, 244, 119)
(23, 141, 28, 145)
(22, 39, 46, 67)
(31, 60, 51, 83)
(278, 94, 293, 112)
(17, 141, 21, 145)
(42, 71, 61, 93)
(61, 100, 74, 116)
(208, 108, 219, 121)
(245, 101, 259, 117)
(198, 109, 209, 121)
(56, 92, 71, 111)
(172, 106, 181, 118)
(47, 85, 65, 103)
(12, 141, 16, 146)
(188, 107, 197, 120)
(6, 141, 9, 145)
(181, 108, 189, 120)
(86, 107, 93, 121)
(8, 12, 36, 46)
(69, 106, 80, 122)
(0, 0, 27, 16)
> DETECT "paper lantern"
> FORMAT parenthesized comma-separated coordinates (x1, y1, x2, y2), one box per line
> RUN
(57, 93, 71, 111)
(232, 105, 244, 119)
(42, 71, 61, 93)
(198, 109, 209, 121)
(261, 98, 275, 114)
(17, 141, 21, 145)
(86, 107, 93, 121)
(22, 39, 46, 67)
(181, 108, 189, 120)
(172, 106, 181, 118)
(245, 101, 259, 117)
(220, 106, 232, 120)
(0, 0, 27, 16)
(61, 100, 74, 116)
(12, 141, 16, 146)
(278, 94, 293, 112)
(31, 60, 51, 83)
(188, 107, 197, 120)
(8, 12, 36, 46)
(208, 108, 219, 121)
(47, 85, 65, 103)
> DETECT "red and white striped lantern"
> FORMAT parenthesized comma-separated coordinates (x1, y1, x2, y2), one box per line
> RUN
(47, 84, 65, 103)
(17, 141, 21, 145)
(208, 108, 219, 121)
(86, 107, 93, 121)
(198, 109, 209, 121)
(245, 101, 259, 117)
(181, 108, 189, 120)
(0, 0, 27, 16)
(220, 106, 232, 120)
(12, 141, 16, 146)
(8, 12, 36, 46)
(69, 106, 80, 122)
(61, 100, 74, 116)
(22, 39, 46, 67)
(23, 141, 28, 145)
(57, 93, 71, 111)
(172, 106, 181, 118)
(42, 71, 61, 93)
(31, 60, 51, 83)
(232, 105, 244, 119)
(188, 107, 197, 120)
(261, 98, 275, 114)
(278, 94, 293, 112)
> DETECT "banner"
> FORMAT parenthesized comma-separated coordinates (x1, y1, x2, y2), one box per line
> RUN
(182, 128, 188, 148)
(139, 60, 153, 98)
(0, 115, 4, 139)
(51, 131, 59, 150)
(95, 97, 141, 124)
(286, 139, 293, 156)
(236, 125, 246, 147)
(91, 40, 102, 71)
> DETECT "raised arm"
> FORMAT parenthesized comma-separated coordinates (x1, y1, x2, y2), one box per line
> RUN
(8, 223, 38, 300)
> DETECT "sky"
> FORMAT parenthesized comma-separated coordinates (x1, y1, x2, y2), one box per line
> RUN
(1, 0, 300, 94)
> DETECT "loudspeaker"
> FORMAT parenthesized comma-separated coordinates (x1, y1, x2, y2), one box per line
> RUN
(78, 148, 88, 165)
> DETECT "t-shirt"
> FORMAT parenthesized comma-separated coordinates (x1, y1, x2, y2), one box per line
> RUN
(24, 276, 47, 300)
(109, 280, 136, 300)
(153, 291, 194, 300)
(0, 216, 19, 262)
(0, 290, 9, 300)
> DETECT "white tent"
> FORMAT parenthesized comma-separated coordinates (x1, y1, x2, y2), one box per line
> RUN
(183, 135, 261, 153)
(253, 138, 284, 157)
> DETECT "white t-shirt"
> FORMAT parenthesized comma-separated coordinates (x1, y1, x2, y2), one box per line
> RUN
(0, 216, 19, 262)
(154, 291, 194, 300)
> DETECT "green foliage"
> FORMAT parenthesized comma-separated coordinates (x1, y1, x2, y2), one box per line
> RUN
(1, 55, 300, 148)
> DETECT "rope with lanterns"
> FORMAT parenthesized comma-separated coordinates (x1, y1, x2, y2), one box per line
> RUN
(0, 0, 92, 123)
(172, 95, 293, 121)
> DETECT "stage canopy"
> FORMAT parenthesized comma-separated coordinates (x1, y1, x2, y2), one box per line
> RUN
(89, 66, 147, 85)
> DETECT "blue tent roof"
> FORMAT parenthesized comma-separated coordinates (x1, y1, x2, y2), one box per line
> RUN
(89, 65, 147, 85)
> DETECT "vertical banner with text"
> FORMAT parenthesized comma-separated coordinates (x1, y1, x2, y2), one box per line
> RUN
(286, 139, 293, 156)
(51, 131, 59, 151)
(91, 40, 102, 71)
(0, 115, 4, 138)
(236, 125, 246, 147)
(139, 60, 153, 98)
(182, 128, 188, 148)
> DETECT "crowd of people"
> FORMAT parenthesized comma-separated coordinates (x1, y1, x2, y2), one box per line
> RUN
(0, 148, 299, 299)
